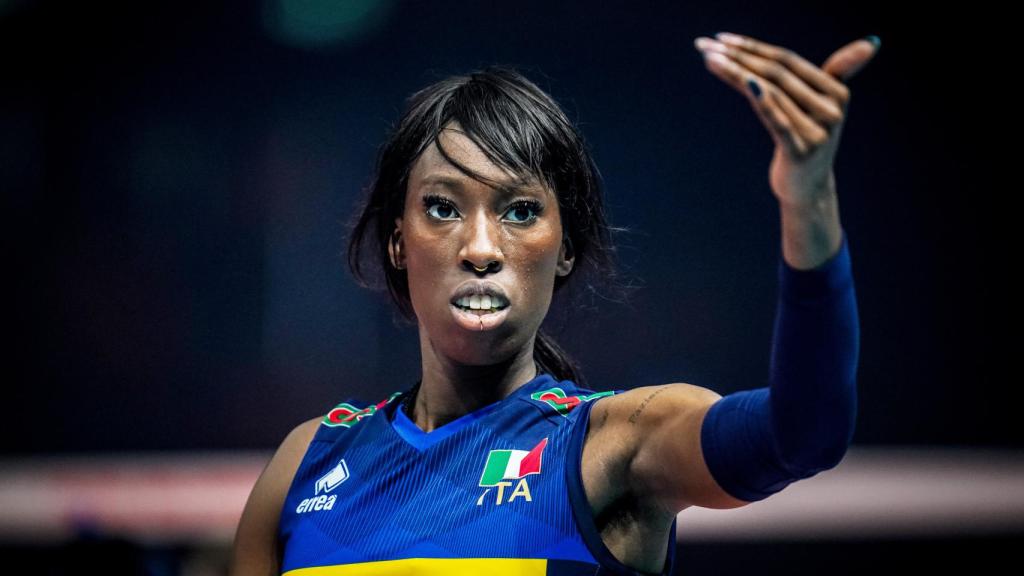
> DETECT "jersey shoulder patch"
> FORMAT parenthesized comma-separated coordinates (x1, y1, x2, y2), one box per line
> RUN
(321, 391, 403, 428)
(528, 386, 619, 417)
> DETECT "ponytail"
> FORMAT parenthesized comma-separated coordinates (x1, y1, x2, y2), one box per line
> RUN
(533, 328, 586, 387)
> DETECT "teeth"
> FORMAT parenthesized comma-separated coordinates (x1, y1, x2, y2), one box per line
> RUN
(454, 294, 508, 310)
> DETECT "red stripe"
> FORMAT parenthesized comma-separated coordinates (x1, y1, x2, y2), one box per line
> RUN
(539, 392, 580, 411)
(518, 437, 547, 476)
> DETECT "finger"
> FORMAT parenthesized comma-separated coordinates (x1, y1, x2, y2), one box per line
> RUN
(762, 78, 832, 151)
(714, 32, 851, 111)
(696, 37, 843, 127)
(750, 78, 807, 159)
(699, 44, 832, 151)
(821, 37, 880, 83)
(702, 51, 805, 158)
(762, 87, 807, 158)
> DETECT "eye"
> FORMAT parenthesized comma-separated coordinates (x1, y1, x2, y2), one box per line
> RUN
(505, 200, 543, 224)
(421, 194, 544, 224)
(423, 194, 459, 220)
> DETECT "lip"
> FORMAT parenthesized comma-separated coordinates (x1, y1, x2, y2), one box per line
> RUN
(449, 280, 511, 307)
(450, 302, 511, 332)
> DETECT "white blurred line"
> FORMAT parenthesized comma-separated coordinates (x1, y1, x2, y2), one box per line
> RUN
(0, 451, 272, 545)
(0, 446, 1021, 545)
(679, 445, 1024, 541)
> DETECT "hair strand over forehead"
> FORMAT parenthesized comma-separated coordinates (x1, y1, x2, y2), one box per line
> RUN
(345, 65, 639, 386)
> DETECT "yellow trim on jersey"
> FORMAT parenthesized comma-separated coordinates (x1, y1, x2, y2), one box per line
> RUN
(283, 557, 547, 575)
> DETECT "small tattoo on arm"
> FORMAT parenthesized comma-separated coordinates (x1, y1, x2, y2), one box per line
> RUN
(628, 387, 669, 425)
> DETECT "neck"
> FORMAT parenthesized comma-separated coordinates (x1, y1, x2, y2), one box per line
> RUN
(407, 348, 541, 433)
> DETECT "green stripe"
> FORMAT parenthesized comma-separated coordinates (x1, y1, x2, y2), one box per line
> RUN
(479, 450, 512, 486)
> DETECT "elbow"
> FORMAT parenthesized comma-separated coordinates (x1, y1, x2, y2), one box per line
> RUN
(776, 422, 855, 479)
(771, 381, 858, 478)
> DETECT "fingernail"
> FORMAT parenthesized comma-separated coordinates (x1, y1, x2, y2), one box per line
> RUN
(696, 37, 729, 55)
(864, 35, 881, 50)
(746, 78, 762, 99)
(716, 32, 744, 45)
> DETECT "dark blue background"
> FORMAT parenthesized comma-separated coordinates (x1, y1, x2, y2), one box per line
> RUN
(3, 1, 998, 453)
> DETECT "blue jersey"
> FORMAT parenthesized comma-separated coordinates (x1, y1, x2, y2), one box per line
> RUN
(277, 371, 678, 575)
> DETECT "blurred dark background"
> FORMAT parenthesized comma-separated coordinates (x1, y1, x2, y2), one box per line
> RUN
(2, 0, 1007, 574)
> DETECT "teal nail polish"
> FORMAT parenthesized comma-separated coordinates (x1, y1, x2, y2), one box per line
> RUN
(864, 35, 881, 50)
(747, 78, 761, 99)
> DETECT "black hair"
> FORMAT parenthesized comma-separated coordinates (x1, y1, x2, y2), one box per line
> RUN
(345, 65, 636, 387)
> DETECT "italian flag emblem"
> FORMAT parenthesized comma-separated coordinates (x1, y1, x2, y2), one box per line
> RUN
(479, 437, 548, 487)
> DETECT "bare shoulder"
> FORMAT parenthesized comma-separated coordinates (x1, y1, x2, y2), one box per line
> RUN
(229, 415, 322, 576)
(585, 383, 749, 515)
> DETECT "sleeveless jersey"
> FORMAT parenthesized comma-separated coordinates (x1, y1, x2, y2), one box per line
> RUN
(277, 372, 678, 575)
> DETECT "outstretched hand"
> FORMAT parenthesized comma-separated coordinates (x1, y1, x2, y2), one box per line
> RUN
(694, 32, 880, 208)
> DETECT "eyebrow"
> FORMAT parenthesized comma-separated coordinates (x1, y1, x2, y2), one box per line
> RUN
(419, 174, 546, 197)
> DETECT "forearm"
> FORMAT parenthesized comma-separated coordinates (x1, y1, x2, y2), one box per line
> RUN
(769, 226, 859, 474)
(778, 174, 844, 271)
(700, 227, 860, 502)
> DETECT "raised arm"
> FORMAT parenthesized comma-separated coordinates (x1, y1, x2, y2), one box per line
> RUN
(586, 32, 874, 513)
(597, 221, 859, 512)
(687, 30, 873, 503)
(698, 222, 858, 503)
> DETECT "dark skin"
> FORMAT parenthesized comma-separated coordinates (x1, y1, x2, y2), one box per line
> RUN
(230, 32, 878, 575)
(388, 121, 574, 433)
(383, 33, 879, 571)
(384, 122, 704, 573)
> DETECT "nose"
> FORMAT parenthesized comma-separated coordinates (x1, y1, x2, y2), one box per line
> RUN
(459, 209, 503, 274)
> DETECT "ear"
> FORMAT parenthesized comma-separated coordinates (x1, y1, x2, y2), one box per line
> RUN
(389, 217, 405, 270)
(556, 233, 575, 277)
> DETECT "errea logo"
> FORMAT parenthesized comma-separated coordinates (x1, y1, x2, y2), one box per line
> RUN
(296, 459, 349, 514)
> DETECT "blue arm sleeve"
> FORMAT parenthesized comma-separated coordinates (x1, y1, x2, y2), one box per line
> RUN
(699, 230, 860, 502)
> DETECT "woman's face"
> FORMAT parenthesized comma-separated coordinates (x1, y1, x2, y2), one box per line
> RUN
(391, 122, 574, 366)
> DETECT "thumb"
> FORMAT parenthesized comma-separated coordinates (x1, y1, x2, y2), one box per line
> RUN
(822, 35, 881, 82)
